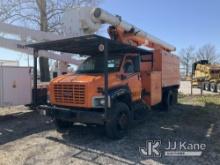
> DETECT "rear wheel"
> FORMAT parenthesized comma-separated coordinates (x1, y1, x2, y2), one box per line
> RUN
(204, 82, 210, 91)
(162, 90, 174, 111)
(217, 84, 220, 93)
(172, 88, 178, 105)
(105, 102, 130, 139)
(210, 83, 217, 92)
(54, 119, 73, 133)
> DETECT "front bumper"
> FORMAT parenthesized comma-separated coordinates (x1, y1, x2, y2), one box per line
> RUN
(38, 105, 105, 124)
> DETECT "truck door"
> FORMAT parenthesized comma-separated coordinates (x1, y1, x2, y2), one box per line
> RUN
(123, 55, 142, 101)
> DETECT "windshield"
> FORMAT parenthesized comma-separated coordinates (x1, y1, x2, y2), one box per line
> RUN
(76, 55, 123, 74)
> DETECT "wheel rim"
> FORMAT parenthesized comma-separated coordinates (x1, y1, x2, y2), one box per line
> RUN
(210, 85, 214, 91)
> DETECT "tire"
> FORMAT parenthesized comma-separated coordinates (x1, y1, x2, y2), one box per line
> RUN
(203, 83, 206, 90)
(105, 102, 130, 139)
(162, 90, 173, 111)
(204, 82, 210, 91)
(54, 119, 73, 133)
(172, 88, 178, 105)
(217, 84, 220, 93)
(210, 83, 217, 92)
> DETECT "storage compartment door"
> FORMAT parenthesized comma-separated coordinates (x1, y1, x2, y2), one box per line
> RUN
(142, 71, 162, 106)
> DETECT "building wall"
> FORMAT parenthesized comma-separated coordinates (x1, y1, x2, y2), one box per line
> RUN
(0, 60, 19, 66)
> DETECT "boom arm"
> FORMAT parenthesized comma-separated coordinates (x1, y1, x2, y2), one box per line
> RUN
(91, 8, 176, 51)
(65, 7, 176, 52)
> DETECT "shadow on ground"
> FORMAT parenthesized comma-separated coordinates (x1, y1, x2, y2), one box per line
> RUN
(46, 102, 220, 165)
(0, 110, 53, 145)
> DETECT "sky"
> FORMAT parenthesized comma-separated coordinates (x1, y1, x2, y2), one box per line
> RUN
(101, 0, 219, 50)
(0, 0, 219, 66)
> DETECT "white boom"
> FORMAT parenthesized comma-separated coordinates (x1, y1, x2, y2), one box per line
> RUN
(91, 8, 176, 51)
(64, 7, 176, 51)
(0, 22, 82, 65)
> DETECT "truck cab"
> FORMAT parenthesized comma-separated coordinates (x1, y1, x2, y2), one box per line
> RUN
(49, 54, 142, 109)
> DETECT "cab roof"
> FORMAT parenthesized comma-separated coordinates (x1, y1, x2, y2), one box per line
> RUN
(26, 34, 153, 56)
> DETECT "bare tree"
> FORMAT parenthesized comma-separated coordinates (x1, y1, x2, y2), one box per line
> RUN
(179, 46, 196, 76)
(196, 44, 219, 64)
(0, 0, 102, 81)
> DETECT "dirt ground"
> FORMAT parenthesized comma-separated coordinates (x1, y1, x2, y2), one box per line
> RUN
(0, 96, 220, 165)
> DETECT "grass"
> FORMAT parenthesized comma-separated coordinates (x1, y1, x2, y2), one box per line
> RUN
(178, 95, 220, 106)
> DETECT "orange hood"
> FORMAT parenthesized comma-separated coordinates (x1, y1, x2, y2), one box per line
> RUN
(51, 74, 102, 84)
(50, 73, 123, 88)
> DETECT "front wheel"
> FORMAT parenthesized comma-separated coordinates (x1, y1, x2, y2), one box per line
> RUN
(105, 102, 130, 139)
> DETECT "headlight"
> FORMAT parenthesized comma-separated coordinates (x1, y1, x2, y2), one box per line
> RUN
(99, 99, 105, 105)
(92, 96, 110, 108)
